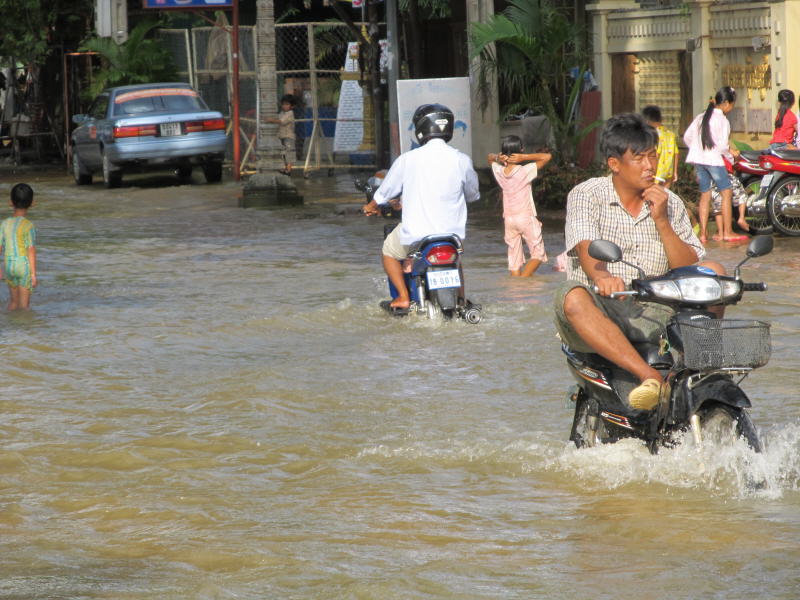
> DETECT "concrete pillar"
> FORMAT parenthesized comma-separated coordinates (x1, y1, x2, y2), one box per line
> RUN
(688, 0, 714, 115)
(246, 0, 302, 204)
(771, 0, 800, 95)
(255, 0, 283, 173)
(466, 0, 499, 162)
(586, 0, 637, 121)
(591, 6, 612, 120)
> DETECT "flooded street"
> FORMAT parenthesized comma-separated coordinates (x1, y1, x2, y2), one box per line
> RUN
(1, 168, 799, 599)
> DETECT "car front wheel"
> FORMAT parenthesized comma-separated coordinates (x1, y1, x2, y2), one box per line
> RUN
(102, 152, 122, 189)
(203, 161, 223, 184)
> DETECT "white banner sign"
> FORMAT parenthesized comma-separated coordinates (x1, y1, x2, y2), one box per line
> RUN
(396, 77, 472, 157)
(333, 42, 364, 153)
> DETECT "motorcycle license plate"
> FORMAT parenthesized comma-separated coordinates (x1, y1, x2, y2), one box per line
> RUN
(160, 122, 181, 137)
(427, 269, 461, 290)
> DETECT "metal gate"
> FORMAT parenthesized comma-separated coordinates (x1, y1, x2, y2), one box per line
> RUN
(276, 22, 383, 176)
(158, 25, 259, 175)
(160, 22, 383, 176)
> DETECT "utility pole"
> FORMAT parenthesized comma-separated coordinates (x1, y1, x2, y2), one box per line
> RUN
(386, 0, 400, 161)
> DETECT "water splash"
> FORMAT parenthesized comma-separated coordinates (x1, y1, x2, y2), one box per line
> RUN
(552, 422, 800, 499)
(357, 422, 800, 500)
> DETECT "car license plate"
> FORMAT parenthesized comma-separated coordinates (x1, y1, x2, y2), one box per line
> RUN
(759, 174, 773, 189)
(160, 122, 181, 137)
(427, 269, 461, 290)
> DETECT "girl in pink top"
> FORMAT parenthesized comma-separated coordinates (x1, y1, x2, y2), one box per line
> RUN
(683, 86, 743, 243)
(488, 135, 552, 276)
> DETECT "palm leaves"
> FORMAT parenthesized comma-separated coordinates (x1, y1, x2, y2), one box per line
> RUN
(470, 0, 593, 162)
(80, 21, 178, 98)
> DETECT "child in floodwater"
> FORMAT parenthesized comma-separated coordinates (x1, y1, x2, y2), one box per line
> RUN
(0, 183, 38, 310)
(488, 135, 552, 276)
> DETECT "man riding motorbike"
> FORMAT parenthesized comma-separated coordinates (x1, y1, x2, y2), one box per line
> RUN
(362, 104, 480, 310)
(554, 113, 725, 410)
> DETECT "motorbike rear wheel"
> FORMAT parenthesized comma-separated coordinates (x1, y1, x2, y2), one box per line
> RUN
(740, 175, 773, 235)
(696, 402, 761, 452)
(767, 175, 800, 236)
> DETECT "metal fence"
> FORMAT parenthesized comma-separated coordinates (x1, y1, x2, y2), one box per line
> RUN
(276, 22, 384, 175)
(158, 26, 259, 174)
(159, 22, 383, 175)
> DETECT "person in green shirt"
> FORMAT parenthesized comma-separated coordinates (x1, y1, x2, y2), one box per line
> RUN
(0, 183, 38, 310)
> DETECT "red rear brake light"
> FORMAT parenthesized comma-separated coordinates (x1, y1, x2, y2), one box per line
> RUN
(113, 125, 157, 138)
(185, 118, 226, 133)
(426, 245, 457, 264)
(203, 118, 226, 131)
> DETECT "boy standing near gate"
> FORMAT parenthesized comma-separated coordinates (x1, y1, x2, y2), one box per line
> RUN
(266, 94, 296, 175)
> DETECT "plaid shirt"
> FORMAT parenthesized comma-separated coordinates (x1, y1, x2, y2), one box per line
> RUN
(564, 176, 705, 286)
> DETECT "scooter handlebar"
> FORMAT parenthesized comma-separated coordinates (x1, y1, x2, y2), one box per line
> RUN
(592, 285, 637, 298)
(742, 282, 768, 292)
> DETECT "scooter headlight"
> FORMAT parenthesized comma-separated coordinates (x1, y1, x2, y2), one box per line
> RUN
(676, 277, 722, 302)
(649, 280, 682, 300)
(720, 279, 743, 299)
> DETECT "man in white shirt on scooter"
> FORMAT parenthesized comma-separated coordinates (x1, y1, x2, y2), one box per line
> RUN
(362, 103, 481, 310)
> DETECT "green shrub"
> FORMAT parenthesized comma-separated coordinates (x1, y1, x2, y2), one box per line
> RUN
(535, 162, 607, 209)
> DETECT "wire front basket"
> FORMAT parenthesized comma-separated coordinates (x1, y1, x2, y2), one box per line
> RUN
(679, 318, 771, 370)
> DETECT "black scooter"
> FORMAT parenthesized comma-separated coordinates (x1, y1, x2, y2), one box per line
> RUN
(565, 236, 773, 454)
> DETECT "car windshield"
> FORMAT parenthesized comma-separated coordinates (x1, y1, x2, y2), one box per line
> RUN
(113, 88, 208, 116)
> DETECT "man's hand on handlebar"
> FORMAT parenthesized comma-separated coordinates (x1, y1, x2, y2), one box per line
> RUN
(593, 274, 626, 298)
(362, 199, 380, 216)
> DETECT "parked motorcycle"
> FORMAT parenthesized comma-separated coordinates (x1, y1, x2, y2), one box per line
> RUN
(754, 148, 800, 236)
(733, 150, 773, 234)
(565, 235, 773, 454)
(380, 226, 483, 323)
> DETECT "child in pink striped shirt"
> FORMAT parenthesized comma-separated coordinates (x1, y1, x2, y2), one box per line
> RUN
(488, 135, 552, 276)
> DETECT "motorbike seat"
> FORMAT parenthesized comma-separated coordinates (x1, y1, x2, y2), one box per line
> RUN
(739, 150, 765, 162)
(767, 147, 800, 160)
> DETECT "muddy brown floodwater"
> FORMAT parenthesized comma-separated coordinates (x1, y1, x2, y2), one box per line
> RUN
(0, 167, 798, 599)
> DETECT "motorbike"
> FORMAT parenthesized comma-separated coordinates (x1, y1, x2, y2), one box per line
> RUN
(753, 148, 800, 236)
(565, 235, 773, 454)
(380, 226, 483, 323)
(358, 173, 482, 323)
(733, 150, 773, 235)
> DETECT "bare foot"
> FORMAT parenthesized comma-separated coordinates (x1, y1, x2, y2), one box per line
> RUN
(510, 269, 521, 277)
(389, 297, 410, 309)
(711, 234, 722, 242)
(737, 218, 750, 232)
(698, 234, 708, 244)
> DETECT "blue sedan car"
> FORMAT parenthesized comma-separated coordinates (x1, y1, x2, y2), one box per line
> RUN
(71, 82, 228, 187)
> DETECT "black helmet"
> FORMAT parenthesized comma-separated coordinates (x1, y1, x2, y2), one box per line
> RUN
(413, 103, 454, 145)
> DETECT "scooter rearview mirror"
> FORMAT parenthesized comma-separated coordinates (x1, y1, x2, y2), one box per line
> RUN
(735, 235, 774, 279)
(588, 240, 622, 263)
(746, 234, 774, 258)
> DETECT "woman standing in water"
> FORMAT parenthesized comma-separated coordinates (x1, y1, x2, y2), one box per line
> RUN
(683, 86, 745, 243)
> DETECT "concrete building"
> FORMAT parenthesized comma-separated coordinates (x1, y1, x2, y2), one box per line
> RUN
(588, 0, 800, 148)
